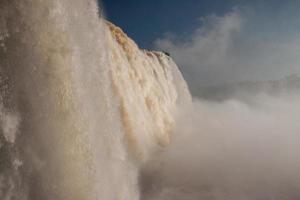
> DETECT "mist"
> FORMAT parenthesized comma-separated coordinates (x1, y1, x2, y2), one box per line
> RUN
(154, 9, 300, 93)
(2, 1, 300, 199)
(140, 6, 300, 199)
(141, 91, 300, 200)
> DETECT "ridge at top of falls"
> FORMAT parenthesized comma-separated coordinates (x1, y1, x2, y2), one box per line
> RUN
(106, 20, 170, 62)
(105, 20, 191, 160)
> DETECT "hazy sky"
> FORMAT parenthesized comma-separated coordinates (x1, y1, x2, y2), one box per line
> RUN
(101, 0, 300, 89)
(101, 0, 236, 48)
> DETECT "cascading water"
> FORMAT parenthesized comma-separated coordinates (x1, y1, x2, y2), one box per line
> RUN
(3, 1, 300, 200)
(0, 0, 190, 199)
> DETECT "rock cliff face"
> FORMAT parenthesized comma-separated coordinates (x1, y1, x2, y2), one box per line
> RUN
(0, 1, 190, 199)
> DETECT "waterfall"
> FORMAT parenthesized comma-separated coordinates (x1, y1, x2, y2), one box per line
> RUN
(0, 0, 190, 199)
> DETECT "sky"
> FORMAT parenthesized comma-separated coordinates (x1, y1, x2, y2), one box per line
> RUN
(100, 0, 237, 48)
(100, 0, 300, 91)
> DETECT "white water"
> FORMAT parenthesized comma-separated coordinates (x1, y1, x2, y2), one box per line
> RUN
(0, 1, 190, 199)
(2, 1, 300, 200)
(141, 94, 300, 200)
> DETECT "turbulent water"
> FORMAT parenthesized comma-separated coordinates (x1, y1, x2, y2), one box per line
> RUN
(0, 1, 190, 199)
(3, 1, 300, 200)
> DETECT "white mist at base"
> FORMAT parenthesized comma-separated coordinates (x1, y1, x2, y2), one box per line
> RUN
(2, 1, 300, 200)
(141, 94, 300, 200)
